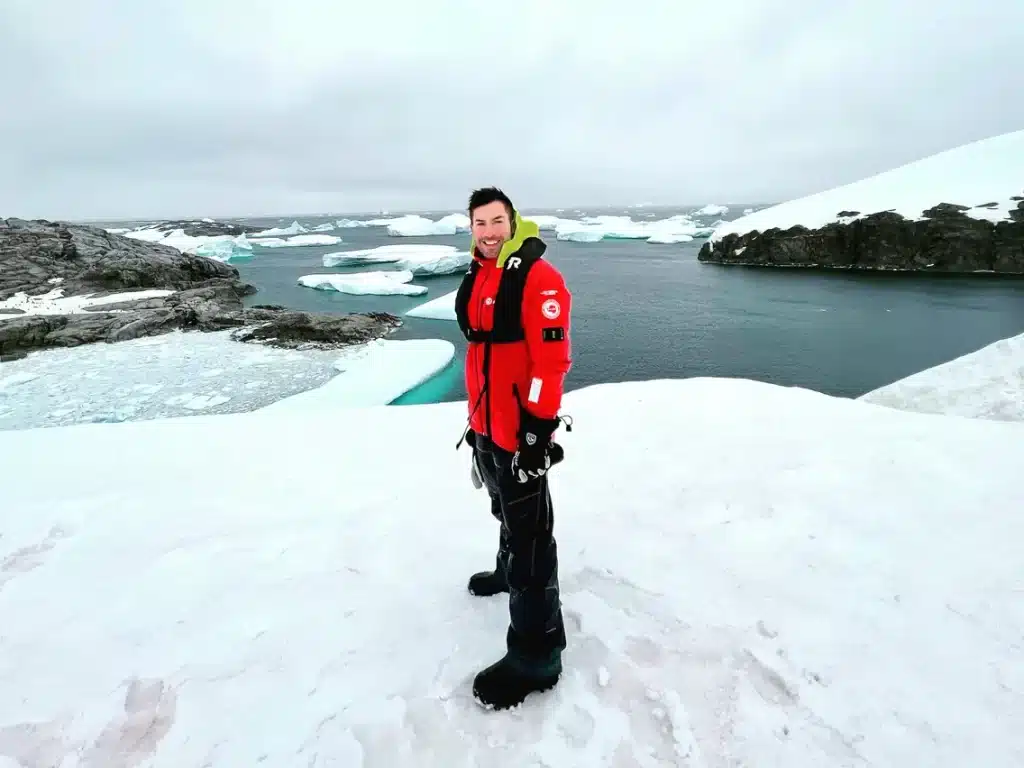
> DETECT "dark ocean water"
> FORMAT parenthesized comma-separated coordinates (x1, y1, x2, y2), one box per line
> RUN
(221, 206, 1024, 405)
(103, 206, 1024, 405)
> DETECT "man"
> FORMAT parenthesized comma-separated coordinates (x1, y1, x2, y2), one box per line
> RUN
(454, 186, 573, 710)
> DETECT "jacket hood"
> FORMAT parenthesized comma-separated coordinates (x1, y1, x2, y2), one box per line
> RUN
(470, 209, 542, 268)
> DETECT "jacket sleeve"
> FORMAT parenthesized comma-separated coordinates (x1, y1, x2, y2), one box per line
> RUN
(520, 261, 573, 420)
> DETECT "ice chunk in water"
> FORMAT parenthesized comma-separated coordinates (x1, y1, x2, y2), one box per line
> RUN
(322, 245, 469, 276)
(297, 271, 427, 296)
(406, 289, 458, 320)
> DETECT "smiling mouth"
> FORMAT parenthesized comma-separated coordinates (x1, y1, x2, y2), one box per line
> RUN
(480, 238, 501, 246)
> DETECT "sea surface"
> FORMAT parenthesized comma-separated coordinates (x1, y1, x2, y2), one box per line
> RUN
(101, 206, 1024, 406)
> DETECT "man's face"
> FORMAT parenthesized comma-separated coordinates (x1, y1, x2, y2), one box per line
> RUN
(470, 200, 512, 259)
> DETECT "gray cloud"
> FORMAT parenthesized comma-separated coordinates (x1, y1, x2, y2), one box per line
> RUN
(2, 0, 1023, 220)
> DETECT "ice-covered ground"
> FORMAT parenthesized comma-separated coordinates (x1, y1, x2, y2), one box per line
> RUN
(859, 330, 1024, 422)
(406, 289, 458, 321)
(0, 332, 453, 431)
(298, 270, 427, 296)
(710, 129, 1024, 243)
(0, 345, 1021, 765)
(322, 244, 470, 276)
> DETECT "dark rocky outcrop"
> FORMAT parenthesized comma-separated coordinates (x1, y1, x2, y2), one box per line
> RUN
(0, 218, 401, 362)
(698, 199, 1024, 273)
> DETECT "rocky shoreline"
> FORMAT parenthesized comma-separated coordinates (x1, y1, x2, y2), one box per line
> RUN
(0, 218, 401, 362)
(698, 200, 1024, 273)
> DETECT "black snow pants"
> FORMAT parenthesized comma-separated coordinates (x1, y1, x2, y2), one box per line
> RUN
(474, 433, 567, 661)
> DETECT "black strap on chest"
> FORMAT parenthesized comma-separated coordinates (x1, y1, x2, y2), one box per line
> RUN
(454, 237, 546, 344)
(453, 237, 546, 450)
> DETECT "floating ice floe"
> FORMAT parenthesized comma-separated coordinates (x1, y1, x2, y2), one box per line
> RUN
(322, 244, 470, 276)
(250, 234, 343, 248)
(123, 228, 254, 263)
(297, 271, 427, 296)
(405, 288, 458, 320)
(553, 214, 714, 243)
(251, 220, 307, 237)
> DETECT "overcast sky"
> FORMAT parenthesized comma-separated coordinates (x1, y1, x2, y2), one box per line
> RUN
(2, 0, 1022, 220)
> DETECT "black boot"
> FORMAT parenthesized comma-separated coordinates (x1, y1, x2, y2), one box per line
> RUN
(472, 649, 562, 710)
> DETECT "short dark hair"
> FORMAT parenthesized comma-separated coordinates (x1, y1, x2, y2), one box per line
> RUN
(468, 186, 514, 219)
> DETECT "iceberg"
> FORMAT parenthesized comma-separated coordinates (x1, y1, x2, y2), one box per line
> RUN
(334, 216, 403, 228)
(554, 214, 714, 244)
(194, 237, 252, 262)
(297, 270, 427, 296)
(385, 213, 470, 237)
(693, 203, 730, 216)
(858, 330, 1024, 422)
(251, 220, 308, 237)
(405, 288, 458, 320)
(123, 228, 254, 263)
(250, 234, 342, 248)
(709, 129, 1024, 244)
(0, 331, 1021, 765)
(322, 244, 470, 276)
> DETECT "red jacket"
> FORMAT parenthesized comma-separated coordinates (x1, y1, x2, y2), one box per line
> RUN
(461, 216, 572, 453)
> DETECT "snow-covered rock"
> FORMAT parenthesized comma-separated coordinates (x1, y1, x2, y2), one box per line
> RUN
(701, 129, 1024, 273)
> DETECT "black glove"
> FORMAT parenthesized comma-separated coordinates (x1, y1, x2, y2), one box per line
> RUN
(511, 410, 561, 483)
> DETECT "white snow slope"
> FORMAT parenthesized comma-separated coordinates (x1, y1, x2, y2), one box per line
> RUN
(859, 330, 1024, 422)
(1, 339, 1022, 766)
(710, 129, 1024, 243)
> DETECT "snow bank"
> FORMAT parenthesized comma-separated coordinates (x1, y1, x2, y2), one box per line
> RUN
(710, 129, 1024, 243)
(0, 375, 1020, 765)
(0, 286, 175, 318)
(258, 338, 454, 412)
(297, 271, 427, 296)
(323, 244, 470, 276)
(250, 234, 342, 248)
(858, 330, 1024, 422)
(406, 288, 458, 320)
(0, 331, 451, 431)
